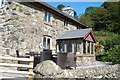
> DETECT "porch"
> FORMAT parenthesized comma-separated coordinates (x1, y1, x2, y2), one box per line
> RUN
(56, 29, 97, 67)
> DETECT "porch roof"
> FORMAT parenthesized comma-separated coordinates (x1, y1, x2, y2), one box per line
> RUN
(56, 28, 96, 42)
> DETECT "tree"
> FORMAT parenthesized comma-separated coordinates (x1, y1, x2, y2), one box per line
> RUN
(79, 7, 109, 30)
(85, 6, 98, 13)
(57, 4, 65, 11)
(79, 2, 119, 33)
(100, 33, 120, 64)
(89, 7, 109, 31)
(78, 6, 97, 28)
(79, 14, 94, 28)
(102, 2, 119, 34)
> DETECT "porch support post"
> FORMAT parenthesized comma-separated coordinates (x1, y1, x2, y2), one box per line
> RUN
(57, 45, 59, 52)
(81, 42, 83, 54)
(90, 42, 92, 54)
(93, 43, 95, 54)
(86, 41, 88, 54)
(64, 44, 67, 53)
(72, 44, 75, 53)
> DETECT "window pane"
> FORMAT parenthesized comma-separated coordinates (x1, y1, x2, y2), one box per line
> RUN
(43, 37, 46, 49)
(91, 43, 93, 54)
(88, 42, 90, 54)
(83, 41, 86, 54)
(66, 23, 68, 26)
(77, 44, 81, 52)
(48, 13, 51, 22)
(67, 43, 72, 53)
(60, 43, 64, 52)
(47, 38, 50, 49)
(64, 21, 65, 26)
(64, 21, 68, 26)
(74, 44, 77, 53)
(44, 11, 47, 21)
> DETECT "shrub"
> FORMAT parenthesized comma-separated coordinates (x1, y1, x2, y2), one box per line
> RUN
(95, 31, 120, 64)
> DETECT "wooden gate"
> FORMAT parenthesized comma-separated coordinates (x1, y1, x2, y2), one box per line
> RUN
(0, 56, 34, 78)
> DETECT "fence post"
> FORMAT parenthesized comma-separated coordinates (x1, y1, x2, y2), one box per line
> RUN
(28, 56, 34, 78)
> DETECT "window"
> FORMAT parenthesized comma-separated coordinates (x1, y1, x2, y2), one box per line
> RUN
(64, 21, 69, 27)
(83, 41, 86, 54)
(59, 43, 65, 52)
(44, 11, 51, 22)
(43, 37, 46, 48)
(91, 43, 93, 54)
(87, 41, 90, 54)
(76, 44, 81, 52)
(47, 38, 50, 49)
(67, 43, 72, 53)
(42, 36, 52, 49)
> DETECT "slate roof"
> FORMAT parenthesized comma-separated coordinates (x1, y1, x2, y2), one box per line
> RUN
(56, 29, 92, 40)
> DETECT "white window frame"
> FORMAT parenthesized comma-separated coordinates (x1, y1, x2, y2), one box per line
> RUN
(44, 11, 52, 23)
(42, 35, 52, 50)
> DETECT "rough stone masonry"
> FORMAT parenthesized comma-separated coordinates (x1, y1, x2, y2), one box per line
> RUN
(34, 60, 120, 78)
(0, 2, 77, 56)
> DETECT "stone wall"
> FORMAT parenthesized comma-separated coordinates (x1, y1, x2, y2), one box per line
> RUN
(0, 2, 77, 56)
(34, 60, 120, 78)
(76, 56, 96, 66)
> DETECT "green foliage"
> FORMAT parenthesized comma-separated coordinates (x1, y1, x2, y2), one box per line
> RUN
(108, 45, 120, 64)
(96, 32, 120, 64)
(94, 31, 112, 44)
(57, 4, 65, 11)
(90, 8, 109, 30)
(102, 2, 119, 33)
(79, 14, 94, 27)
(103, 34, 120, 51)
(79, 2, 120, 34)
(79, 2, 120, 64)
(85, 6, 98, 13)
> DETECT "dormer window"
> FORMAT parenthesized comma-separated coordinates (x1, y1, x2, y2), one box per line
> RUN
(44, 11, 51, 23)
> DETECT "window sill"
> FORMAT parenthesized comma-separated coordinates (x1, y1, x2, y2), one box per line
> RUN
(44, 22, 53, 27)
(76, 54, 95, 57)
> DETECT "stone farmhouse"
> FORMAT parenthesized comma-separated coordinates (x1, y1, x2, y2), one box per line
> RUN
(0, 0, 97, 67)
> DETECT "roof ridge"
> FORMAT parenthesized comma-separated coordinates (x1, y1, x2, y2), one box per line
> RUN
(33, 0, 87, 28)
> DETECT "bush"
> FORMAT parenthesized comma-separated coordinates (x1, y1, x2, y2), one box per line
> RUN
(95, 31, 120, 64)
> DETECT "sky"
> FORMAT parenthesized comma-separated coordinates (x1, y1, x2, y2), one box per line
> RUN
(47, 2, 104, 16)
